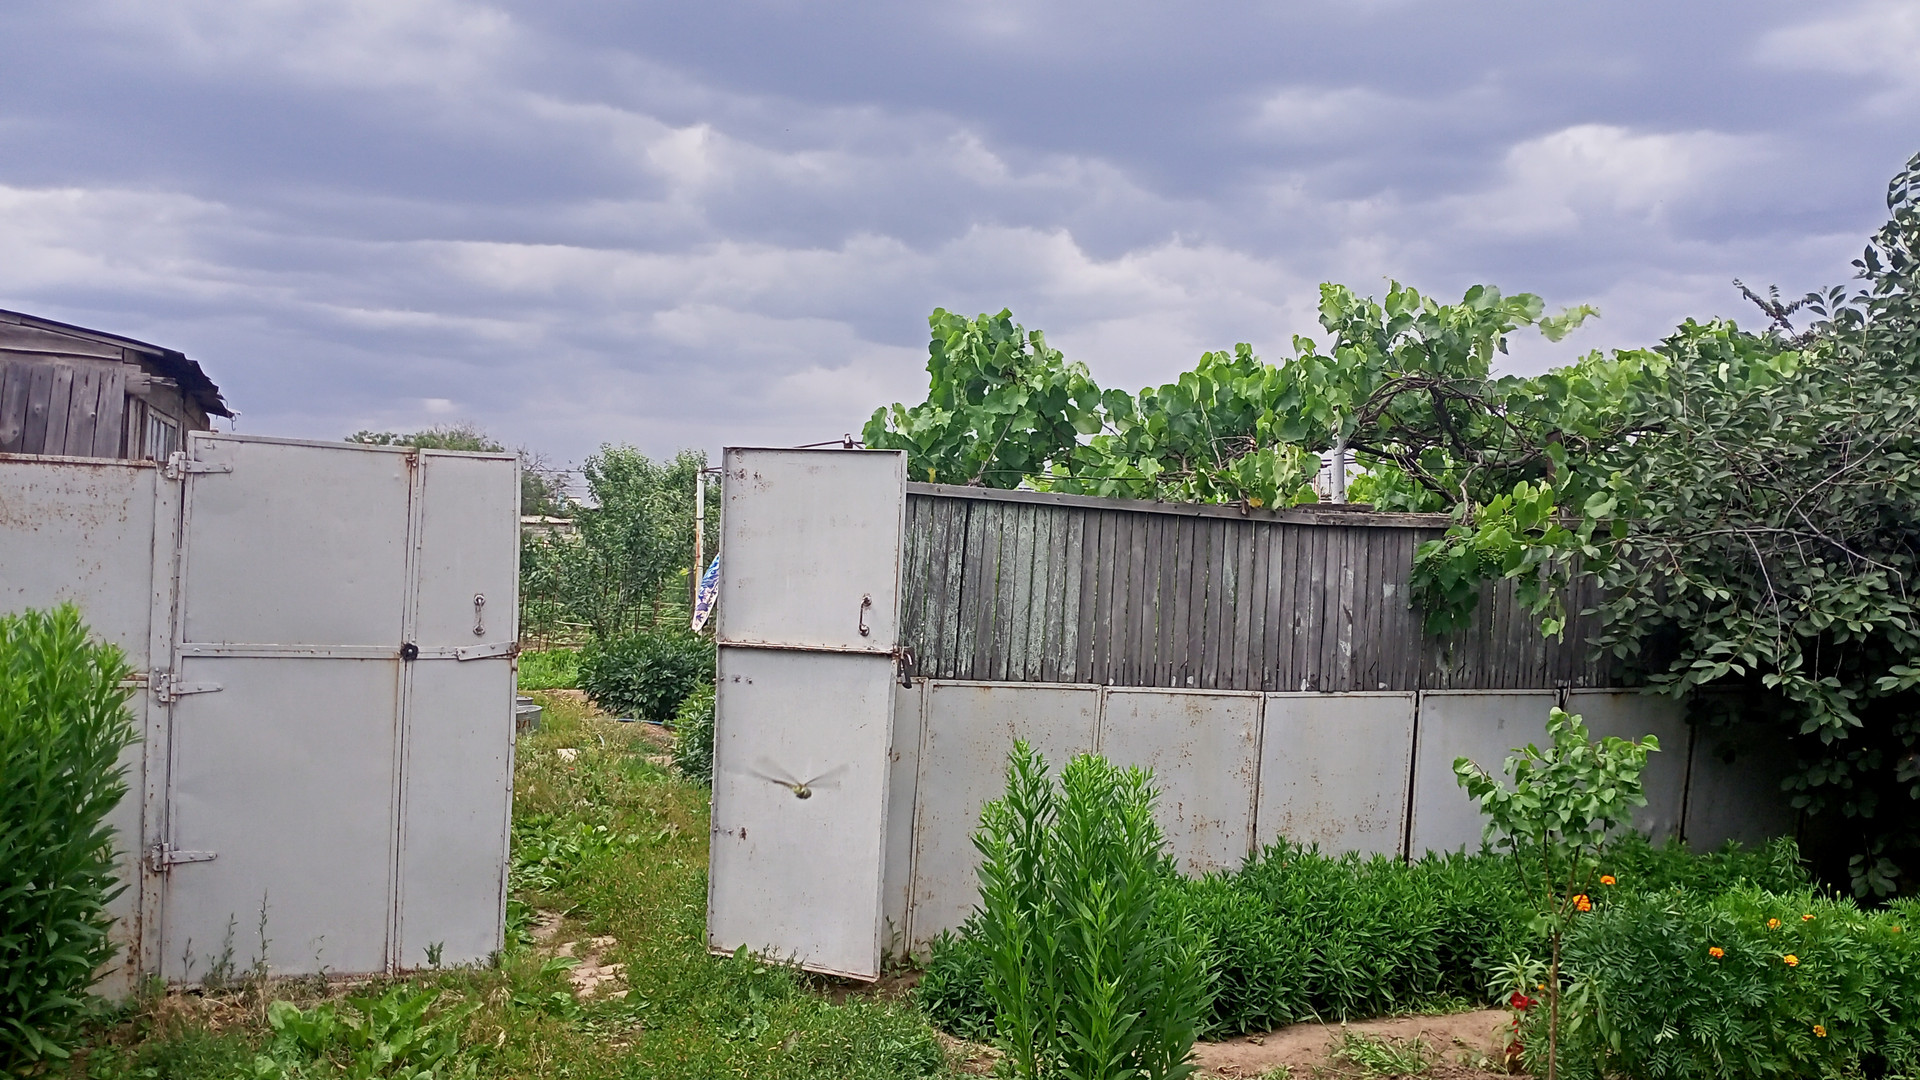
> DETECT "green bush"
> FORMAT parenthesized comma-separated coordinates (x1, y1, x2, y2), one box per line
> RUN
(1547, 889, 1920, 1080)
(0, 605, 139, 1067)
(577, 627, 712, 723)
(671, 684, 715, 785)
(971, 743, 1211, 1080)
(515, 648, 578, 691)
(920, 833, 1813, 1042)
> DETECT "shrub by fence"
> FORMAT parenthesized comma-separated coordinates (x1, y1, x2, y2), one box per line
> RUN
(672, 685, 715, 785)
(919, 831, 1813, 1044)
(0, 605, 139, 1067)
(1548, 888, 1920, 1080)
(578, 627, 714, 724)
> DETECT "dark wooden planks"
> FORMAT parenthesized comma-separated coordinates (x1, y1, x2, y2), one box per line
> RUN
(0, 361, 28, 452)
(898, 488, 1621, 692)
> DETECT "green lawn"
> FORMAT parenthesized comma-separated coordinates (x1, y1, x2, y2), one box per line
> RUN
(69, 692, 952, 1079)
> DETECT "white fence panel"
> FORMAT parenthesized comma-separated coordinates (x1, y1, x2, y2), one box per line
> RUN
(1258, 693, 1416, 858)
(1100, 688, 1261, 875)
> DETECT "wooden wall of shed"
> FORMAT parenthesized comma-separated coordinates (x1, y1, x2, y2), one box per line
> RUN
(1, 319, 210, 459)
(899, 488, 1620, 692)
(0, 356, 129, 458)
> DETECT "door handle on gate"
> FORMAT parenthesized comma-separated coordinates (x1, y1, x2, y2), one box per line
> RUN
(858, 595, 872, 637)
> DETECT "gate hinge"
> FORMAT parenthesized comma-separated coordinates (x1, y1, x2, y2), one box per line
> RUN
(455, 640, 519, 661)
(148, 844, 218, 872)
(164, 452, 234, 480)
(152, 673, 224, 703)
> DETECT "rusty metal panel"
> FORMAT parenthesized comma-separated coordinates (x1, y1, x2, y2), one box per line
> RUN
(179, 435, 413, 647)
(161, 656, 401, 979)
(717, 448, 906, 652)
(907, 682, 1098, 950)
(708, 647, 895, 979)
(396, 450, 520, 970)
(396, 657, 514, 969)
(881, 680, 923, 956)
(165, 434, 515, 981)
(1409, 691, 1560, 855)
(1257, 693, 1415, 857)
(1563, 690, 1690, 842)
(0, 456, 167, 994)
(1099, 688, 1261, 874)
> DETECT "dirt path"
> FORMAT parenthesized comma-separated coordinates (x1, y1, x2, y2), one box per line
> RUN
(942, 1010, 1513, 1078)
(1194, 1009, 1512, 1078)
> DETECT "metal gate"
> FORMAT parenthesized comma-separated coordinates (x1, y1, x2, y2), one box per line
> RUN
(153, 434, 519, 980)
(707, 448, 906, 980)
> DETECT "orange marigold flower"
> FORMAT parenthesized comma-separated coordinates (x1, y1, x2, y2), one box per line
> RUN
(1573, 894, 1592, 912)
(1813, 1025, 1827, 1038)
(1784, 954, 1800, 967)
(1600, 875, 1617, 886)
(1803, 914, 1815, 922)
(1894, 926, 1905, 934)
(1708, 946, 1725, 959)
(1768, 918, 1782, 930)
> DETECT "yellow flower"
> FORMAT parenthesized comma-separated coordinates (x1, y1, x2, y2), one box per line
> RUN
(1894, 926, 1905, 934)
(1708, 946, 1725, 959)
(1768, 918, 1782, 930)
(1803, 914, 1815, 922)
(1813, 1025, 1827, 1038)
(1600, 875, 1617, 886)
(1784, 954, 1800, 967)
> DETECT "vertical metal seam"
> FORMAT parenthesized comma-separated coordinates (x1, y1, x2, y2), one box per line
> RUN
(1246, 693, 1267, 866)
(390, 450, 427, 972)
(1402, 690, 1423, 861)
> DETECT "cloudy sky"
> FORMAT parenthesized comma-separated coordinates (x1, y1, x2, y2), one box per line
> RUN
(2, 2, 1916, 476)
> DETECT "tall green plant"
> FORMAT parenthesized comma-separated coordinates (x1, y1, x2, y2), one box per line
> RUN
(0, 605, 139, 1067)
(1455, 708, 1657, 1080)
(973, 743, 1210, 1080)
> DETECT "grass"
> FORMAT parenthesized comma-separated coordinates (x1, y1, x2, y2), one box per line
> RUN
(516, 648, 579, 691)
(63, 692, 952, 1079)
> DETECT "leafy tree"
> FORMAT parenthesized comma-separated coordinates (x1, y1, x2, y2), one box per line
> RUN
(520, 447, 716, 641)
(863, 308, 1106, 487)
(863, 150, 1920, 895)
(1456, 709, 1658, 1080)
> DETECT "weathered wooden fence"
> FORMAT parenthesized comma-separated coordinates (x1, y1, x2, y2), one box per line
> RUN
(899, 483, 1618, 692)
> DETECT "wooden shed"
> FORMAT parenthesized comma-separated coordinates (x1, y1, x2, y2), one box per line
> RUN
(0, 309, 231, 461)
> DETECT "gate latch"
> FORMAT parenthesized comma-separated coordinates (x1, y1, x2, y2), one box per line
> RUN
(163, 452, 234, 480)
(148, 844, 218, 872)
(152, 673, 223, 703)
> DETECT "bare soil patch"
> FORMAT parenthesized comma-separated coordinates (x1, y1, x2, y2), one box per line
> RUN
(940, 1010, 1514, 1078)
(1195, 1009, 1512, 1078)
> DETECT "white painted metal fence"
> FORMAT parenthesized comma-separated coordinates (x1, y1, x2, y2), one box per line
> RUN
(1, 433, 519, 992)
(710, 448, 1797, 980)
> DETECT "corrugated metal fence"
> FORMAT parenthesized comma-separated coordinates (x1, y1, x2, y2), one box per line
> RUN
(899, 483, 1618, 692)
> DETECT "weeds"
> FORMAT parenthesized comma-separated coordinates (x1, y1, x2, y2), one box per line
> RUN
(514, 649, 578, 691)
(1330, 1029, 1434, 1077)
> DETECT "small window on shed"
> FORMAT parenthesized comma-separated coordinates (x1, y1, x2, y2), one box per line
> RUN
(145, 412, 179, 460)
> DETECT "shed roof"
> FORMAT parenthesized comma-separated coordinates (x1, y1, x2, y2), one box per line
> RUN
(0, 308, 232, 418)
